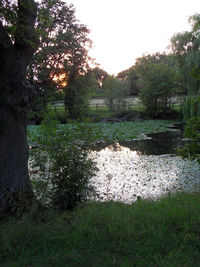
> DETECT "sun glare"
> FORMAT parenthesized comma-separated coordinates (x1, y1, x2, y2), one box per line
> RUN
(61, 81, 68, 87)
(52, 73, 68, 87)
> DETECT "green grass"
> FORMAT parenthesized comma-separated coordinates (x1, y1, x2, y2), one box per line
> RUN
(50, 105, 145, 123)
(50, 105, 116, 123)
(1, 193, 200, 266)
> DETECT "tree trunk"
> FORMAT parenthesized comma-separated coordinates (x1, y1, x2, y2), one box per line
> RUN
(0, 107, 32, 215)
(0, 0, 38, 217)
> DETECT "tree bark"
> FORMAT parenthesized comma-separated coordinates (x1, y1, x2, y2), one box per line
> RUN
(0, 0, 38, 217)
(0, 107, 31, 214)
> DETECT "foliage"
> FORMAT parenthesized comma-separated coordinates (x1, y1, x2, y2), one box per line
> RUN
(135, 53, 178, 115)
(179, 117, 200, 162)
(27, 0, 92, 117)
(90, 67, 109, 88)
(65, 72, 97, 119)
(170, 14, 200, 119)
(28, 120, 173, 144)
(29, 113, 97, 210)
(117, 66, 139, 95)
(103, 76, 129, 111)
(1, 193, 200, 266)
(183, 95, 200, 121)
(117, 53, 179, 98)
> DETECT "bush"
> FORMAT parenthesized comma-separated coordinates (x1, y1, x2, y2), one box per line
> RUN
(29, 113, 97, 211)
(183, 96, 200, 121)
(179, 117, 200, 162)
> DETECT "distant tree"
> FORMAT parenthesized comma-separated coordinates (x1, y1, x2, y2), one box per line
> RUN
(170, 14, 200, 94)
(170, 13, 200, 119)
(117, 69, 129, 80)
(90, 67, 109, 87)
(117, 67, 139, 95)
(65, 72, 97, 119)
(103, 76, 129, 110)
(135, 54, 178, 115)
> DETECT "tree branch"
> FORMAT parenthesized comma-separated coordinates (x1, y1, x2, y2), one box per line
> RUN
(14, 0, 38, 51)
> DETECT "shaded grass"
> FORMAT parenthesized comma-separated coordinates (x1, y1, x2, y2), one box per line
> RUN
(50, 105, 116, 123)
(50, 103, 145, 123)
(1, 193, 200, 266)
(50, 102, 182, 123)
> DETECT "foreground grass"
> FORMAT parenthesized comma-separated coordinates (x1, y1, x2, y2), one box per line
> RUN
(1, 193, 200, 266)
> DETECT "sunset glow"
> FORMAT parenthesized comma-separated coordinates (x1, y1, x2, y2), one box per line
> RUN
(52, 73, 68, 87)
(70, 0, 200, 75)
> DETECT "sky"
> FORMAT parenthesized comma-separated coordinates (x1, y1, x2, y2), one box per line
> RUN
(69, 0, 200, 75)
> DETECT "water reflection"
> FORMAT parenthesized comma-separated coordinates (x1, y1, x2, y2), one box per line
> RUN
(90, 138, 200, 204)
(91, 129, 183, 155)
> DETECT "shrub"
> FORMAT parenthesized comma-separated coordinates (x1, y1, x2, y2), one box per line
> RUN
(183, 96, 200, 121)
(29, 113, 97, 211)
(179, 117, 200, 162)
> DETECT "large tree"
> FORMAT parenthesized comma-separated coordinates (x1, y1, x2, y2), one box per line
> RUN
(28, 1, 92, 117)
(0, 0, 90, 216)
(0, 0, 38, 215)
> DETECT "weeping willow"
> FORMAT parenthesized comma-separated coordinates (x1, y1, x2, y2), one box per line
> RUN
(170, 14, 200, 120)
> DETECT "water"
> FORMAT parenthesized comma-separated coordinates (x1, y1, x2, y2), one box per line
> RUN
(30, 124, 200, 204)
(89, 127, 200, 204)
(91, 129, 183, 155)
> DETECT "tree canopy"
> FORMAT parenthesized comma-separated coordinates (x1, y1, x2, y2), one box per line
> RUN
(135, 53, 178, 115)
(170, 14, 200, 96)
(103, 76, 129, 111)
(0, 0, 93, 216)
(170, 14, 200, 119)
(28, 0, 92, 101)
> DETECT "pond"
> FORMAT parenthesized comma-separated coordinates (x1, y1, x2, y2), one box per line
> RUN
(28, 121, 200, 204)
(89, 127, 200, 204)
(91, 128, 183, 155)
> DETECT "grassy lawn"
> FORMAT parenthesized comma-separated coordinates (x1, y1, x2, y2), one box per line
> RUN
(1, 193, 200, 266)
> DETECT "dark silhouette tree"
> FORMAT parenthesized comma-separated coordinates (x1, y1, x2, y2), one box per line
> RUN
(117, 67, 139, 95)
(90, 67, 109, 87)
(29, 0, 92, 103)
(0, 0, 38, 216)
(0, 0, 91, 216)
(27, 1, 92, 120)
